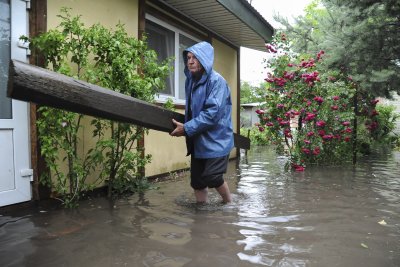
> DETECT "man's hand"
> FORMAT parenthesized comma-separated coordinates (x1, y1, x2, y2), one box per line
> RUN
(170, 119, 185, 137)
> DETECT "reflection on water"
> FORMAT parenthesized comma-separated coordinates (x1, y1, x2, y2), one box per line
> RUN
(235, 148, 313, 266)
(0, 147, 399, 267)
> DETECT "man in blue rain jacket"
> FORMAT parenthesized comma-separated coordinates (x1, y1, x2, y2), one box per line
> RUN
(170, 41, 233, 203)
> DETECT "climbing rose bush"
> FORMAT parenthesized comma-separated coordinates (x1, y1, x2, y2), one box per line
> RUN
(257, 33, 374, 171)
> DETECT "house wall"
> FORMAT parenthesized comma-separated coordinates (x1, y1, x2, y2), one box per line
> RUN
(145, 112, 189, 177)
(47, 0, 140, 184)
(47, 0, 239, 180)
(48, 0, 139, 36)
(212, 38, 238, 158)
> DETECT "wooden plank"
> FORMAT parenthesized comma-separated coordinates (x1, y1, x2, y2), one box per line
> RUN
(7, 60, 179, 132)
(7, 60, 250, 150)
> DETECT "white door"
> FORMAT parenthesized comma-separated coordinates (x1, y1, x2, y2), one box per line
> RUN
(0, 0, 32, 207)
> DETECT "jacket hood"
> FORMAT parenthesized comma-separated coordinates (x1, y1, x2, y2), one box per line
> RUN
(183, 41, 214, 77)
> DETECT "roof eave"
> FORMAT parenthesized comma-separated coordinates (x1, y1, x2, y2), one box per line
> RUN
(217, 0, 274, 43)
(155, 0, 275, 51)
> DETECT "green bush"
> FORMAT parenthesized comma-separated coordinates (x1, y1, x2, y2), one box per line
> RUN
(25, 8, 171, 206)
(255, 32, 398, 171)
(240, 127, 270, 146)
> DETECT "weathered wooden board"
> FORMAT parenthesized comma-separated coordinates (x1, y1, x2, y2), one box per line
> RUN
(7, 60, 250, 150)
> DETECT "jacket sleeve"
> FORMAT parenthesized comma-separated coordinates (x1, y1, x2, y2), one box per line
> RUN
(184, 78, 227, 137)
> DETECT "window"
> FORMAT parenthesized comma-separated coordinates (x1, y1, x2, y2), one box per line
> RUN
(0, 0, 12, 119)
(145, 15, 199, 104)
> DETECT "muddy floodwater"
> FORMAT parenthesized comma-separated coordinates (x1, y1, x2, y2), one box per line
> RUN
(1, 147, 399, 267)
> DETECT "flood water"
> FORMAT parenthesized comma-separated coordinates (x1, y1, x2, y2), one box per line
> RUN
(1, 147, 399, 267)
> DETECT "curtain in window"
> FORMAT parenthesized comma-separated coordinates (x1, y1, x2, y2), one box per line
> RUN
(145, 20, 174, 96)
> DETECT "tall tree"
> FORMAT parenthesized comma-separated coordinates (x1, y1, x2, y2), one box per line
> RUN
(240, 81, 266, 104)
(275, 0, 400, 97)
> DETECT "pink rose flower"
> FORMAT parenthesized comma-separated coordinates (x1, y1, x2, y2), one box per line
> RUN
(316, 120, 326, 127)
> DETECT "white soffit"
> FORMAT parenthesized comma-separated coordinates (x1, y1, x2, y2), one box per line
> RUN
(160, 0, 274, 51)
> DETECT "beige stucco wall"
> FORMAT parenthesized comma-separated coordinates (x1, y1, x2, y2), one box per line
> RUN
(145, 126, 190, 177)
(212, 38, 238, 159)
(48, 0, 138, 36)
(46, 1, 239, 180)
(46, 0, 139, 185)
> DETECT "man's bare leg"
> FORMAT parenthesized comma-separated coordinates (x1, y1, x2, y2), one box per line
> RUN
(194, 188, 208, 203)
(216, 181, 232, 203)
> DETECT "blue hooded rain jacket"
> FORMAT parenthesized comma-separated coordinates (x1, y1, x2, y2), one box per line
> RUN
(183, 41, 234, 159)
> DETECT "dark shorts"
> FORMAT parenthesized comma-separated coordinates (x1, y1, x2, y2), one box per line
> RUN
(190, 154, 229, 190)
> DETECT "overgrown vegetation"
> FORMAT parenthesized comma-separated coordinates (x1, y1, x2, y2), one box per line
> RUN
(240, 127, 270, 146)
(23, 8, 171, 206)
(274, 0, 400, 97)
(253, 33, 399, 171)
(240, 81, 266, 104)
(241, 0, 400, 166)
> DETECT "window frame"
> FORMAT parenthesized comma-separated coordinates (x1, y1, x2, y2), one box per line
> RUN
(145, 14, 201, 105)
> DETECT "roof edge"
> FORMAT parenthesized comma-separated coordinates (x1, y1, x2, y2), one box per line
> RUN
(216, 0, 274, 44)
